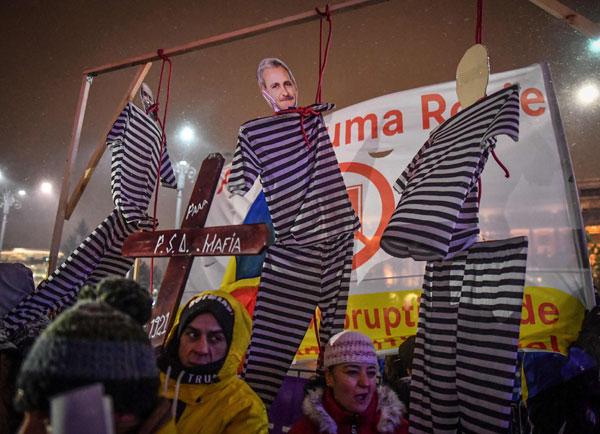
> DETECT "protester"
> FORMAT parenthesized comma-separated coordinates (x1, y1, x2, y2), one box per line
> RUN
(289, 330, 408, 434)
(157, 290, 268, 433)
(0, 263, 50, 433)
(383, 335, 415, 412)
(0, 263, 36, 317)
(525, 306, 600, 433)
(0, 263, 50, 351)
(14, 299, 176, 433)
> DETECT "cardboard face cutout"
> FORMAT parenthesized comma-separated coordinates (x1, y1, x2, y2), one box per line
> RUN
(140, 82, 156, 119)
(456, 44, 489, 109)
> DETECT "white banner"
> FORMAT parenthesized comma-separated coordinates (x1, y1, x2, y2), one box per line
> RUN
(187, 63, 594, 355)
(329, 63, 593, 310)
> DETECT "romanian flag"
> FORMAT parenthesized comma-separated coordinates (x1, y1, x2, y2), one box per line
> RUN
(220, 190, 274, 319)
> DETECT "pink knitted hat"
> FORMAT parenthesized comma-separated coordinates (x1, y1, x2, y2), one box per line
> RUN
(323, 330, 378, 369)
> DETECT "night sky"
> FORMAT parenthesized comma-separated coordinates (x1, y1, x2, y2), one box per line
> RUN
(0, 0, 598, 252)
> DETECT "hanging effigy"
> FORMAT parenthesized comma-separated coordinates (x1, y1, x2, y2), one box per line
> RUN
(228, 100, 360, 407)
(1, 89, 177, 341)
(380, 2, 530, 431)
(227, 10, 361, 407)
(379, 83, 521, 261)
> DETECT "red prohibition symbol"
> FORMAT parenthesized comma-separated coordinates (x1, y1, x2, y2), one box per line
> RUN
(339, 162, 395, 270)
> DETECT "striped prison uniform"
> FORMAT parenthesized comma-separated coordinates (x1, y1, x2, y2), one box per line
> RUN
(380, 84, 520, 262)
(228, 103, 360, 407)
(2, 102, 176, 334)
(409, 236, 528, 434)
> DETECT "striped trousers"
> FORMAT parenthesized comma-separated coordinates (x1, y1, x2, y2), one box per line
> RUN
(409, 236, 528, 434)
(3, 208, 136, 333)
(243, 232, 355, 408)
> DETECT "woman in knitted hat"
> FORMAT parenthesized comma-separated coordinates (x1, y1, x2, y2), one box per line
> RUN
(289, 330, 408, 434)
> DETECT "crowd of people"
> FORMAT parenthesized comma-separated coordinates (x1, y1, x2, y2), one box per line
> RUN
(0, 56, 412, 434)
(0, 262, 410, 433)
(1, 55, 600, 434)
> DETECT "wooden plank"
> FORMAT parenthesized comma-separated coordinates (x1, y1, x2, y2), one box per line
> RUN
(83, 0, 389, 76)
(122, 224, 272, 257)
(529, 0, 600, 39)
(65, 62, 152, 220)
(146, 153, 225, 349)
(47, 75, 92, 274)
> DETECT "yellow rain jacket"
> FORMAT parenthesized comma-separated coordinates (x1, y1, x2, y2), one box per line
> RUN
(158, 290, 268, 434)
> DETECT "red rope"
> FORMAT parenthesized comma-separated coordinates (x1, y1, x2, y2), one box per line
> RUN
(271, 7, 333, 151)
(491, 149, 510, 178)
(148, 49, 173, 293)
(478, 148, 511, 205)
(475, 0, 485, 205)
(475, 0, 483, 44)
(278, 106, 320, 147)
(315, 5, 333, 103)
(313, 6, 333, 362)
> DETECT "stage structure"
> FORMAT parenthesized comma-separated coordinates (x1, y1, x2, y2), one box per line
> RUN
(48, 0, 600, 273)
(47, 0, 390, 273)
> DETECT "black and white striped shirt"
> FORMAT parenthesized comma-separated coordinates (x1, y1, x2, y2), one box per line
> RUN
(228, 103, 360, 245)
(381, 84, 520, 261)
(2, 103, 177, 333)
(107, 102, 177, 227)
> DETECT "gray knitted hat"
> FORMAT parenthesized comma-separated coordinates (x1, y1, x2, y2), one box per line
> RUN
(15, 300, 159, 416)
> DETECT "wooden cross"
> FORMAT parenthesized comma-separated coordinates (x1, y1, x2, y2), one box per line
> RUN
(122, 152, 272, 350)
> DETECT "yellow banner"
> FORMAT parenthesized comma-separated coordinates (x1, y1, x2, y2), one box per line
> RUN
(519, 286, 585, 354)
(295, 286, 586, 359)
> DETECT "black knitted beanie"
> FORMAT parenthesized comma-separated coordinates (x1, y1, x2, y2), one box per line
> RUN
(15, 300, 159, 416)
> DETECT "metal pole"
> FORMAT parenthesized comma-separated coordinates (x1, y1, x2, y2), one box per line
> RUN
(175, 175, 185, 230)
(174, 161, 197, 229)
(0, 191, 16, 261)
(0, 205, 8, 261)
(174, 161, 188, 229)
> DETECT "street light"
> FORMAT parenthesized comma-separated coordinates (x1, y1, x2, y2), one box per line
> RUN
(180, 126, 195, 142)
(577, 82, 599, 105)
(0, 189, 25, 261)
(173, 125, 198, 229)
(40, 181, 53, 194)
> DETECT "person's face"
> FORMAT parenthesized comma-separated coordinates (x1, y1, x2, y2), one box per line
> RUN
(325, 362, 378, 414)
(262, 66, 297, 111)
(178, 313, 228, 368)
